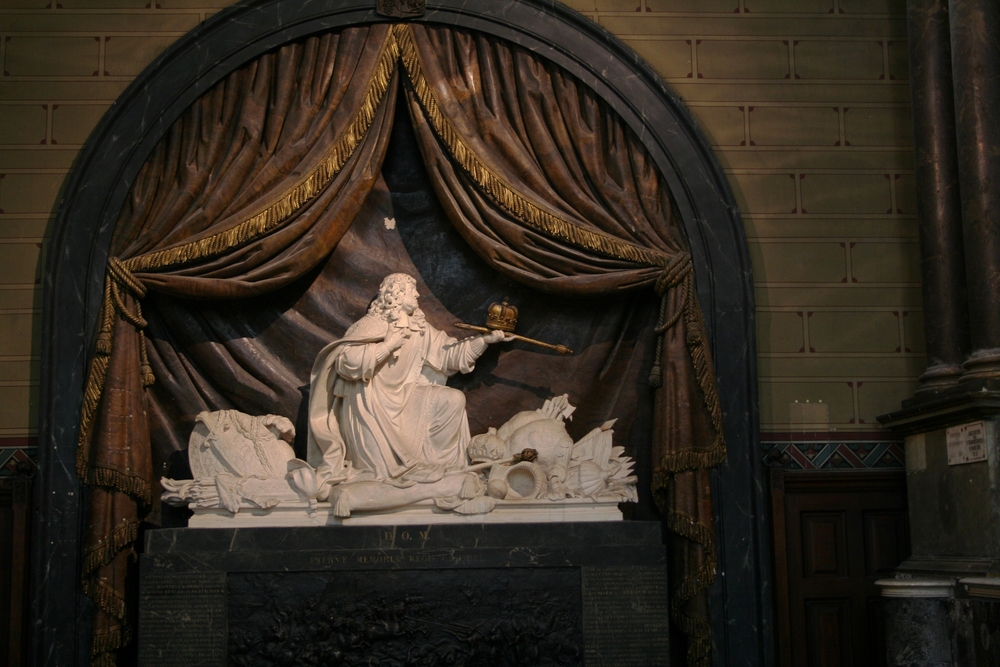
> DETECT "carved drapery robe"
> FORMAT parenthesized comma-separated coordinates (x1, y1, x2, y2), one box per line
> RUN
(308, 309, 487, 485)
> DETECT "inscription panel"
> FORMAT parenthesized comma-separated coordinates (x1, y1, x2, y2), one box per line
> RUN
(581, 565, 669, 667)
(139, 572, 226, 667)
(947, 421, 989, 465)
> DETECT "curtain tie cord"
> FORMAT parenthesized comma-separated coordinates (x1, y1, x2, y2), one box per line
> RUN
(649, 252, 693, 387)
(95, 257, 154, 386)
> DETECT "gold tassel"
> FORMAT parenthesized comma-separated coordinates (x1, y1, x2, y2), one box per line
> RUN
(137, 306, 155, 387)
(139, 363, 155, 388)
(647, 287, 670, 388)
(94, 279, 115, 356)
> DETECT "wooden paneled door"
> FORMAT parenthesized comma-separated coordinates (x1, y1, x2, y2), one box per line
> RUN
(1, 474, 31, 667)
(770, 469, 909, 667)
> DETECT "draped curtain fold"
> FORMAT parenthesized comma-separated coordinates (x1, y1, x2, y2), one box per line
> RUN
(77, 24, 401, 666)
(399, 24, 723, 665)
(75, 22, 725, 667)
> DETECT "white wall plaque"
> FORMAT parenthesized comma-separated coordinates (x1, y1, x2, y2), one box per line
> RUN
(946, 421, 989, 466)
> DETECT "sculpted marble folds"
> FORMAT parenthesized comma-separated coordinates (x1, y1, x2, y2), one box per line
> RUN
(162, 273, 637, 524)
(307, 273, 507, 490)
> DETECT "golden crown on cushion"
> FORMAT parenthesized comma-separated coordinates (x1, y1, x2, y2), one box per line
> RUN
(486, 298, 518, 332)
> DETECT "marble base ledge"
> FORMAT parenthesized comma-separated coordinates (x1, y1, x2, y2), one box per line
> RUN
(877, 378, 1000, 435)
(138, 522, 669, 667)
(876, 578, 955, 598)
(186, 498, 623, 528)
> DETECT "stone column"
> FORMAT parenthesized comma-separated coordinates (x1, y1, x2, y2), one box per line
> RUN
(950, 0, 1000, 381)
(907, 0, 969, 392)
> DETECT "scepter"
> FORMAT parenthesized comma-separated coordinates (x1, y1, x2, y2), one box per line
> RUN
(453, 298, 573, 355)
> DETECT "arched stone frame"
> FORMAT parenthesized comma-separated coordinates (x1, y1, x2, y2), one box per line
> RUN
(34, 1, 771, 664)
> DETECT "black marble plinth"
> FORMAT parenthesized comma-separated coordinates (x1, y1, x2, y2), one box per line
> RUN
(881, 579, 1000, 666)
(883, 597, 954, 667)
(138, 522, 668, 667)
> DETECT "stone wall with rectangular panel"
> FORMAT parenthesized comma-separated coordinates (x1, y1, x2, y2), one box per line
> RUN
(565, 0, 916, 470)
(0, 0, 916, 467)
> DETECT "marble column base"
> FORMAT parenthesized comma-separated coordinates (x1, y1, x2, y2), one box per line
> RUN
(961, 349, 1000, 382)
(917, 362, 965, 394)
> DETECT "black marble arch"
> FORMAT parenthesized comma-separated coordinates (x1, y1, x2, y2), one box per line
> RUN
(35, 1, 768, 665)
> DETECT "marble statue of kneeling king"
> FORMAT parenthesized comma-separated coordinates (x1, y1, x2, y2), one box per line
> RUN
(162, 273, 637, 525)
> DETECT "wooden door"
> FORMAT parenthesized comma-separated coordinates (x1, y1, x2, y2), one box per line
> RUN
(1, 474, 31, 667)
(771, 469, 909, 667)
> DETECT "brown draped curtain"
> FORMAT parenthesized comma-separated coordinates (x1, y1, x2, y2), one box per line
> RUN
(77, 24, 402, 666)
(76, 22, 724, 667)
(398, 25, 724, 666)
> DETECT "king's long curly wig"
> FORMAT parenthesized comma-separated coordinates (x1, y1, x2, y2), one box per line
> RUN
(368, 272, 417, 320)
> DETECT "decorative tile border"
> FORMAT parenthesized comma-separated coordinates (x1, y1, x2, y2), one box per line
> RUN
(762, 435, 904, 470)
(0, 437, 38, 476)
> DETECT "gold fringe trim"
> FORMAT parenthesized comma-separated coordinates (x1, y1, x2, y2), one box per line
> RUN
(86, 467, 151, 505)
(92, 652, 118, 667)
(92, 624, 132, 656)
(657, 500, 717, 667)
(77, 263, 155, 490)
(672, 611, 713, 667)
(648, 261, 727, 474)
(76, 23, 403, 496)
(399, 20, 727, 475)
(82, 577, 128, 620)
(397, 25, 665, 268)
(76, 349, 111, 481)
(82, 517, 140, 577)
(76, 31, 404, 665)
(124, 25, 404, 276)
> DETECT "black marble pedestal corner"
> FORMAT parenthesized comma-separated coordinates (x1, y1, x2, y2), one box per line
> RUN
(137, 521, 668, 667)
